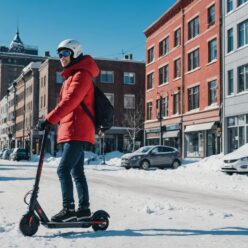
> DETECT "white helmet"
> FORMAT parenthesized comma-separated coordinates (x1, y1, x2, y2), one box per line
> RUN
(57, 39, 83, 58)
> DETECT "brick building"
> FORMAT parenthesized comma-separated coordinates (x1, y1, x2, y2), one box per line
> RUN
(0, 31, 44, 100)
(144, 0, 221, 158)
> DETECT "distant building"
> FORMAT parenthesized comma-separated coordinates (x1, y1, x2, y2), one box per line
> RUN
(0, 30, 44, 100)
(144, 0, 221, 158)
(222, 0, 248, 153)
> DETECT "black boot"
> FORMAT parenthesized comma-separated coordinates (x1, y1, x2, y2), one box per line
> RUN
(76, 208, 91, 221)
(51, 207, 76, 222)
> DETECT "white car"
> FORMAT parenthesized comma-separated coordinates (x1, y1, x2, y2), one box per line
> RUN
(221, 144, 248, 175)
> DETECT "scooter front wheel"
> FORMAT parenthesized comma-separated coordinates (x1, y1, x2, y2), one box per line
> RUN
(91, 211, 109, 232)
(19, 212, 40, 236)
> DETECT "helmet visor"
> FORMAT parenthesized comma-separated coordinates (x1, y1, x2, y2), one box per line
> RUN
(58, 49, 72, 58)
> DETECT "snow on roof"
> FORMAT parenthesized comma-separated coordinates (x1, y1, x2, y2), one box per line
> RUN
(22, 61, 41, 74)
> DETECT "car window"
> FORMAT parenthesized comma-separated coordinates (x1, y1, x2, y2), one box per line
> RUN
(151, 147, 160, 153)
(164, 147, 175, 152)
(135, 146, 153, 153)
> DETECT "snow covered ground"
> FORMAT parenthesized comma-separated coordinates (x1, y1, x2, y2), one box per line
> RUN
(1, 146, 248, 247)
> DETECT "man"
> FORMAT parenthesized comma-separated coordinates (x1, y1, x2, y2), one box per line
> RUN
(38, 39, 99, 222)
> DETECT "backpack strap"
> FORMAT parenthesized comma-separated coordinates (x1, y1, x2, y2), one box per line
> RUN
(74, 69, 96, 127)
(80, 102, 96, 125)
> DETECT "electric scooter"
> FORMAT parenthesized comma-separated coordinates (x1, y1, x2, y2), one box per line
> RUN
(19, 128, 110, 236)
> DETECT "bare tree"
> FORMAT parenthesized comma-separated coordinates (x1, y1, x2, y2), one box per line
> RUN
(122, 101, 144, 152)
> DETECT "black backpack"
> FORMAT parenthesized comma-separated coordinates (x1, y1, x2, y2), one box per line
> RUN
(80, 84, 114, 134)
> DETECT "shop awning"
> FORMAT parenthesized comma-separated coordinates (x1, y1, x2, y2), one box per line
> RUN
(146, 133, 159, 139)
(184, 122, 215, 133)
(163, 130, 180, 138)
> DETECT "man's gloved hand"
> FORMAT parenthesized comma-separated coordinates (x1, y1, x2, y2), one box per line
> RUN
(37, 119, 53, 131)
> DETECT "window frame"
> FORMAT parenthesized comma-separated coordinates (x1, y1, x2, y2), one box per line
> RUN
(208, 38, 217, 62)
(188, 85, 200, 111)
(208, 80, 217, 105)
(188, 48, 199, 71)
(123, 72, 136, 85)
(100, 70, 114, 84)
(159, 37, 169, 57)
(208, 4, 215, 27)
(188, 16, 199, 40)
(159, 65, 169, 85)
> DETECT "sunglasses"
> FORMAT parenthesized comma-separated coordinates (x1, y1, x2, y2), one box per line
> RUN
(58, 50, 72, 58)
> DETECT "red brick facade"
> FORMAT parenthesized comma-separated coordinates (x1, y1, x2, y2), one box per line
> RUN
(144, 0, 221, 158)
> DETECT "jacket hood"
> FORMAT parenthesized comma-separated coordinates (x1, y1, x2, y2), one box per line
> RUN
(62, 55, 99, 79)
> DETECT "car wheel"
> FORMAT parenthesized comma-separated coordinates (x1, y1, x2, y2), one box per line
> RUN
(172, 160, 180, 169)
(124, 166, 131, 170)
(140, 160, 150, 170)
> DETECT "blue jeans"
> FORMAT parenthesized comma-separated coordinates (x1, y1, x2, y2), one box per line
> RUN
(57, 141, 89, 209)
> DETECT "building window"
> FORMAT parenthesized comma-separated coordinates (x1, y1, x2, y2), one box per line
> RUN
(208, 5, 215, 26)
(238, 64, 248, 93)
(173, 92, 180, 114)
(227, 0, 233, 12)
(208, 80, 217, 105)
(147, 47, 154, 63)
(44, 76, 46, 87)
(227, 69, 234, 95)
(147, 102, 152, 120)
(227, 28, 234, 53)
(105, 93, 114, 106)
(174, 28, 181, 47)
(159, 37, 169, 56)
(100, 70, 114, 83)
(56, 72, 64, 84)
(188, 86, 199, 111)
(238, 19, 248, 48)
(208, 38, 217, 62)
(159, 65, 169, 85)
(161, 96, 168, 118)
(124, 94, 135, 109)
(188, 16, 199, 40)
(227, 114, 248, 152)
(237, 0, 248, 7)
(123, 72, 135, 85)
(188, 48, 199, 71)
(147, 73, 154, 90)
(174, 58, 181, 78)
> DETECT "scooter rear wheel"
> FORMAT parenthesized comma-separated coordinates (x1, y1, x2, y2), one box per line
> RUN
(19, 212, 40, 236)
(92, 212, 109, 231)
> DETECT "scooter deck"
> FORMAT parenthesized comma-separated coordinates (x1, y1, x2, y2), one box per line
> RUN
(42, 219, 92, 229)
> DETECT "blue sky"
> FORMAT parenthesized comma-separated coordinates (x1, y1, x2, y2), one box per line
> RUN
(0, 0, 176, 61)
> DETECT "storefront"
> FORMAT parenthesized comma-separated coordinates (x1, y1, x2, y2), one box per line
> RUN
(145, 124, 181, 150)
(163, 124, 181, 151)
(226, 114, 248, 153)
(184, 122, 218, 158)
(145, 128, 160, 146)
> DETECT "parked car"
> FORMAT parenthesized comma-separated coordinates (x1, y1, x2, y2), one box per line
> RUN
(0, 148, 7, 159)
(221, 144, 248, 175)
(2, 148, 14, 160)
(9, 148, 30, 161)
(121, 145, 181, 170)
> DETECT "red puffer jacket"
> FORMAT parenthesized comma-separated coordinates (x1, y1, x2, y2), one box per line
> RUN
(46, 55, 99, 144)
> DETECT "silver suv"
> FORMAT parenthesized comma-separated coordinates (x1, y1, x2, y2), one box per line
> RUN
(121, 145, 181, 170)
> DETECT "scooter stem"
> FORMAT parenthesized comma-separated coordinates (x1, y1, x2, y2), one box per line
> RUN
(29, 129, 49, 211)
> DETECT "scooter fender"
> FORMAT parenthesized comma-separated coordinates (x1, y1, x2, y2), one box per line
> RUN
(92, 210, 110, 219)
